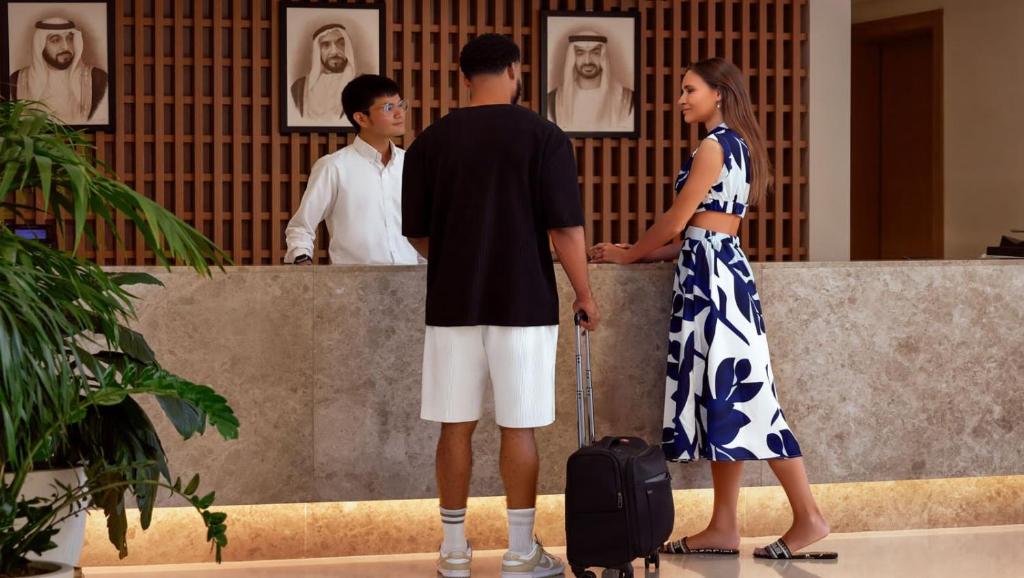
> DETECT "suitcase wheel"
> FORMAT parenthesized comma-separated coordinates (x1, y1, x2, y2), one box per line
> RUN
(645, 552, 660, 569)
(599, 566, 634, 578)
(571, 567, 596, 578)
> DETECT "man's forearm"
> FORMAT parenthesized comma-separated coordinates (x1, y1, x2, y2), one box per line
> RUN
(284, 172, 331, 263)
(408, 237, 429, 258)
(284, 228, 315, 263)
(549, 226, 592, 298)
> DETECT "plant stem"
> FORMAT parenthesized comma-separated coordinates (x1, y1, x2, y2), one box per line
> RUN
(15, 476, 210, 556)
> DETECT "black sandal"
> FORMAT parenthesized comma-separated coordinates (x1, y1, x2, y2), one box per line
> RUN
(660, 536, 739, 556)
(754, 538, 838, 560)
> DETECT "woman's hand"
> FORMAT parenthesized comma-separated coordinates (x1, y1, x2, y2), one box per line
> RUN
(589, 242, 634, 264)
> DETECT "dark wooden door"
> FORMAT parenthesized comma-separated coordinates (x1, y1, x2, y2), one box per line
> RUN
(852, 12, 943, 260)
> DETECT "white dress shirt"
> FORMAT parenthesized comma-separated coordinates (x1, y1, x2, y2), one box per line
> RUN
(284, 136, 424, 265)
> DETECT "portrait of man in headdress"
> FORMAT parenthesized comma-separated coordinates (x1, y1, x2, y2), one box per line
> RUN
(547, 32, 633, 132)
(290, 23, 357, 121)
(3, 3, 112, 127)
(542, 13, 639, 136)
(281, 4, 384, 132)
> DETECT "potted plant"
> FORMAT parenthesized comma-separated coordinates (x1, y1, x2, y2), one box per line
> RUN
(1, 100, 239, 577)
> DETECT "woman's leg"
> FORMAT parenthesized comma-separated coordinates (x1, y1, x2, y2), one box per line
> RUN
(686, 461, 744, 549)
(756, 457, 831, 553)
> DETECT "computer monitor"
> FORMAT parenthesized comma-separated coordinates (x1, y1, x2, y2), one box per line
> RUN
(5, 223, 58, 248)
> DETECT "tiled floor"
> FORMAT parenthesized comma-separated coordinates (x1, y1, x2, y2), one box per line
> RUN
(84, 524, 1023, 578)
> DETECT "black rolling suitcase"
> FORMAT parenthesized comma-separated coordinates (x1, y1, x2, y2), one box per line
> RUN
(565, 312, 675, 578)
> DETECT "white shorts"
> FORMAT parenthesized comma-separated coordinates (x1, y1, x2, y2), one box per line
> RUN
(420, 325, 559, 428)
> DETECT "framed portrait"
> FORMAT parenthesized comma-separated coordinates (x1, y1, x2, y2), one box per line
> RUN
(1, 0, 115, 130)
(280, 1, 385, 133)
(540, 11, 640, 138)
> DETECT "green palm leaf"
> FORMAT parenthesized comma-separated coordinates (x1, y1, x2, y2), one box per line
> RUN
(1, 100, 238, 573)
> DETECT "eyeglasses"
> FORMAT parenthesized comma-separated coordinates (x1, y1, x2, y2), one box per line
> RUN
(367, 100, 408, 114)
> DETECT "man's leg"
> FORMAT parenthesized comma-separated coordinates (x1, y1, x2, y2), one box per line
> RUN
(488, 325, 564, 577)
(437, 421, 477, 553)
(499, 427, 539, 508)
(438, 421, 478, 508)
(422, 325, 488, 570)
(500, 426, 539, 555)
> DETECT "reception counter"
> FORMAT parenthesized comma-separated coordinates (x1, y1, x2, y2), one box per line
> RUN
(81, 260, 1024, 565)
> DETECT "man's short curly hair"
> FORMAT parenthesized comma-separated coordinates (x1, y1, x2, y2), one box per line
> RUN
(459, 33, 521, 80)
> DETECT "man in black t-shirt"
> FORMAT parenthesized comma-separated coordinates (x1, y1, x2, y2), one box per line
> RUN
(403, 34, 600, 578)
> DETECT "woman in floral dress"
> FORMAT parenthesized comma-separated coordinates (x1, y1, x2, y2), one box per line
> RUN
(589, 58, 836, 561)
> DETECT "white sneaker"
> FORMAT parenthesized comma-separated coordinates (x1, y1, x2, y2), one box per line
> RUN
(501, 539, 564, 577)
(437, 542, 472, 577)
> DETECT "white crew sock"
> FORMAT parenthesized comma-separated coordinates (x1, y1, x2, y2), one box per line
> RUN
(508, 508, 536, 555)
(440, 507, 468, 553)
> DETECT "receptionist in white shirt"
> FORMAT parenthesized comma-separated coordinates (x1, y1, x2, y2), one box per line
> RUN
(284, 74, 423, 265)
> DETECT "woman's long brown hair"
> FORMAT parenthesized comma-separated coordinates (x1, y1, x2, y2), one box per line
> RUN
(687, 58, 772, 207)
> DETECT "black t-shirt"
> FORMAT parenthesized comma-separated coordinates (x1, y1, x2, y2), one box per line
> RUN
(402, 104, 583, 327)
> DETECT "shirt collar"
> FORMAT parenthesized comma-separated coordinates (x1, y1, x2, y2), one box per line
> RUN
(352, 135, 396, 166)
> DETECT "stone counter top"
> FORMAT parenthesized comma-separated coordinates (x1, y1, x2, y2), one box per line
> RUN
(113, 258, 1024, 274)
(116, 260, 1024, 506)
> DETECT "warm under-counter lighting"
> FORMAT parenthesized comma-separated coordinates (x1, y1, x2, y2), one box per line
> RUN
(81, 475, 1024, 567)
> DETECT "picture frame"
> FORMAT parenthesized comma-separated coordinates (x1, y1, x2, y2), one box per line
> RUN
(1, 0, 115, 131)
(279, 1, 386, 134)
(540, 10, 641, 138)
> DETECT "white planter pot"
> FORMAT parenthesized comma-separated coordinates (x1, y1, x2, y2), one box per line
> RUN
(14, 561, 75, 578)
(18, 468, 89, 568)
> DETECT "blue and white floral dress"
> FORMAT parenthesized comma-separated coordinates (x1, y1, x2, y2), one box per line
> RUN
(661, 123, 802, 462)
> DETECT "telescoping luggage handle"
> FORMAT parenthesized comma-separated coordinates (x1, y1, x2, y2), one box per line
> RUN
(573, 311, 597, 449)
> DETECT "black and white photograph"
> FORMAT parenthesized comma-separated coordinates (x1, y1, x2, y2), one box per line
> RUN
(1, 0, 114, 129)
(280, 1, 385, 133)
(541, 11, 640, 138)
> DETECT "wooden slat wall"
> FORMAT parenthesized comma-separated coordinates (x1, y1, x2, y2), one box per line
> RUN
(21, 0, 808, 264)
